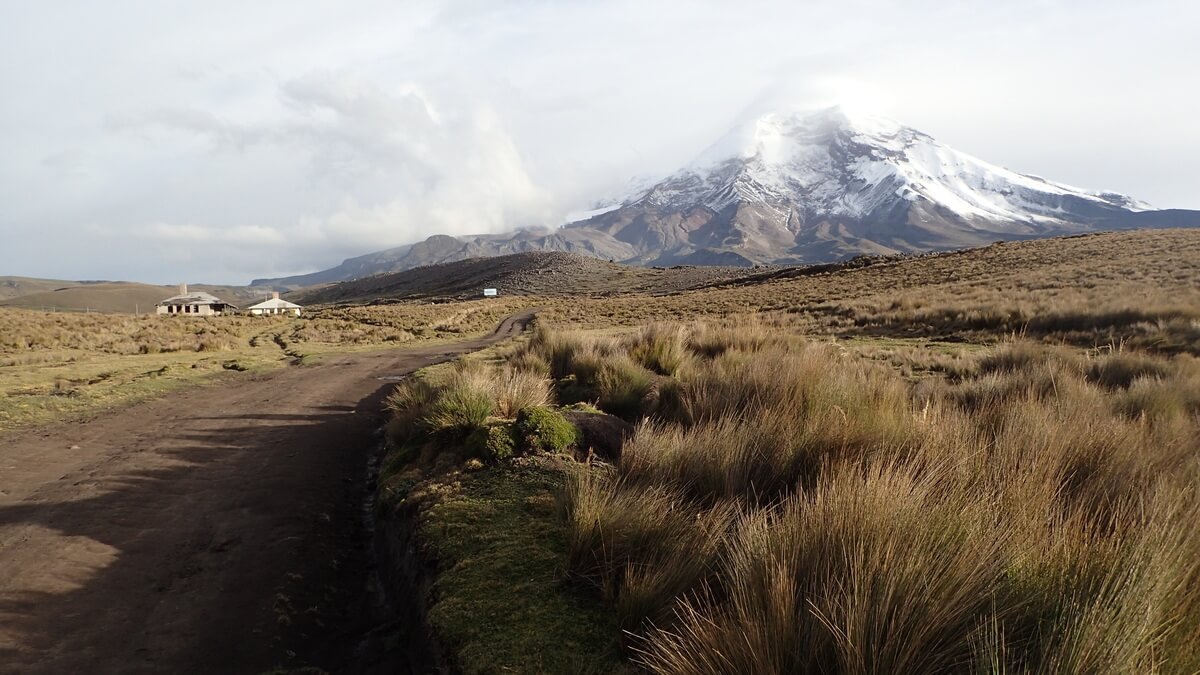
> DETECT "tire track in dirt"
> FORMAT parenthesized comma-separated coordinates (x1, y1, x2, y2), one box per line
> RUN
(0, 310, 538, 674)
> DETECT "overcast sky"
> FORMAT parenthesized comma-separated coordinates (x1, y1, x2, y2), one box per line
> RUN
(1, 0, 1196, 284)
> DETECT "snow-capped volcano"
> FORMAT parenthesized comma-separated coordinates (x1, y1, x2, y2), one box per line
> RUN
(655, 105, 1150, 221)
(256, 105, 1199, 286)
(561, 105, 1180, 265)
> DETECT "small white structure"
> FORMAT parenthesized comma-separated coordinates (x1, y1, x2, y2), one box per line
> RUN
(483, 288, 498, 297)
(156, 283, 237, 316)
(246, 292, 302, 317)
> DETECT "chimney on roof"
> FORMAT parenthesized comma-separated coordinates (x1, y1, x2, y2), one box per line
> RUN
(180, 283, 187, 296)
(272, 291, 280, 300)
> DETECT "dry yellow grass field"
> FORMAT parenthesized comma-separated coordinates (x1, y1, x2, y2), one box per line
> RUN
(0, 298, 527, 430)
(533, 229, 1200, 344)
(371, 228, 1200, 674)
(8, 229, 1194, 433)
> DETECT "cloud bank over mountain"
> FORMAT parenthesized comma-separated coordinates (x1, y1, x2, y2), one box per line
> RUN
(1, 1, 1196, 283)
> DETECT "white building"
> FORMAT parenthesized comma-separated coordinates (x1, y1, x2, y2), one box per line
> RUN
(156, 283, 237, 316)
(246, 292, 302, 316)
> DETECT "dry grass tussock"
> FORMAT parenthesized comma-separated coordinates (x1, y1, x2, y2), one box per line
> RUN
(380, 355, 565, 478)
(530, 322, 1200, 674)
(386, 360, 553, 437)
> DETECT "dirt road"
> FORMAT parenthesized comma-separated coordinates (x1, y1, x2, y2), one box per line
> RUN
(0, 310, 537, 674)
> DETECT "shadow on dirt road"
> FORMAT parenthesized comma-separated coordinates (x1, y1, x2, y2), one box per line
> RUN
(0, 310, 537, 674)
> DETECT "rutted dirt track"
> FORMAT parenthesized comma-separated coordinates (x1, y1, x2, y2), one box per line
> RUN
(0, 310, 537, 674)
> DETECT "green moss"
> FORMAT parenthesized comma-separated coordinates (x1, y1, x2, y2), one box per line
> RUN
(466, 421, 517, 461)
(420, 461, 626, 674)
(515, 407, 578, 453)
(564, 401, 604, 414)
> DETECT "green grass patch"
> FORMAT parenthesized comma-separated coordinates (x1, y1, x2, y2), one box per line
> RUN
(0, 351, 284, 432)
(417, 459, 626, 674)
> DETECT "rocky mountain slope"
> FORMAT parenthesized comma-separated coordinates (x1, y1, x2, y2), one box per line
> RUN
(258, 106, 1199, 286)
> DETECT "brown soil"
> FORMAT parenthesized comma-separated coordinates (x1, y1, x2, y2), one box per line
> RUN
(0, 310, 537, 674)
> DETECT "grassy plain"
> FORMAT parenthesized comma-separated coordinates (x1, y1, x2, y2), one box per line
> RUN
(0, 299, 528, 431)
(377, 229, 1200, 673)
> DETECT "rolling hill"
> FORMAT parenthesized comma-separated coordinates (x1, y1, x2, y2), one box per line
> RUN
(0, 276, 87, 301)
(296, 251, 763, 305)
(0, 281, 274, 314)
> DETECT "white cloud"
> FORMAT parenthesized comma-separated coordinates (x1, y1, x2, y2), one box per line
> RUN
(140, 223, 287, 245)
(0, 0, 1196, 283)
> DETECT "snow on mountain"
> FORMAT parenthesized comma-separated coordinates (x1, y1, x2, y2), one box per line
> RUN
(634, 105, 1150, 227)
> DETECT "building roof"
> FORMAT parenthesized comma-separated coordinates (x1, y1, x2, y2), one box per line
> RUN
(156, 292, 231, 307)
(246, 297, 302, 310)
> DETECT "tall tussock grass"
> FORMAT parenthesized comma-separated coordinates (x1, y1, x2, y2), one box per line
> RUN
(537, 322, 1200, 673)
(387, 360, 554, 441)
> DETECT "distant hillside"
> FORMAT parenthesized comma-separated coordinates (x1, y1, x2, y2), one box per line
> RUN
(249, 226, 642, 289)
(250, 243, 416, 288)
(296, 251, 762, 305)
(0, 276, 86, 300)
(0, 281, 270, 314)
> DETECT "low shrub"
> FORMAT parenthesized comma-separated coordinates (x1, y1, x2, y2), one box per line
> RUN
(564, 401, 604, 414)
(516, 407, 578, 453)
